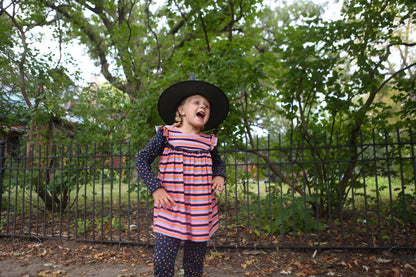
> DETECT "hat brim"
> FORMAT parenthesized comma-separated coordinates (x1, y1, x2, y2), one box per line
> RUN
(158, 80, 229, 130)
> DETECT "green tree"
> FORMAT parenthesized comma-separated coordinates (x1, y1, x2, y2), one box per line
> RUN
(256, 0, 416, 215)
(41, 0, 269, 141)
(1, 0, 415, 220)
(0, 0, 81, 210)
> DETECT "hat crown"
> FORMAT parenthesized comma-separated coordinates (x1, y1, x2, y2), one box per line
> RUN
(189, 73, 197, 81)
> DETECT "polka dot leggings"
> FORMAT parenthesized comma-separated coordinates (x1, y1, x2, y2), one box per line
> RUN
(153, 233, 207, 277)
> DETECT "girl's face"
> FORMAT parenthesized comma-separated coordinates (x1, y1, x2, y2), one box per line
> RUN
(178, 95, 210, 130)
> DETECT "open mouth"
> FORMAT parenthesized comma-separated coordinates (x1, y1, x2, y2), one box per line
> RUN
(196, 111, 206, 119)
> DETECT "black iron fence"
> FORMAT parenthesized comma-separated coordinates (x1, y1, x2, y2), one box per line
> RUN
(1, 129, 415, 250)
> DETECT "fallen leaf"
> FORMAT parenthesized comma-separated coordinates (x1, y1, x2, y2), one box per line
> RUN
(242, 250, 263, 255)
(38, 270, 51, 276)
(53, 270, 66, 276)
(77, 245, 88, 251)
(376, 258, 391, 263)
(312, 250, 317, 259)
(392, 267, 400, 277)
(39, 249, 47, 257)
(404, 263, 416, 271)
(321, 255, 331, 262)
(354, 260, 359, 266)
(245, 259, 255, 265)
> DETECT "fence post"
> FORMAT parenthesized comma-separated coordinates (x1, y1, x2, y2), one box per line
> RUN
(0, 141, 5, 216)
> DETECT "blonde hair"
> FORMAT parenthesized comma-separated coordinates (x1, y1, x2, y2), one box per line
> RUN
(173, 97, 187, 127)
(174, 111, 183, 127)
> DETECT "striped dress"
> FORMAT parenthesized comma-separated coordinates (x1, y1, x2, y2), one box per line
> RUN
(136, 126, 226, 242)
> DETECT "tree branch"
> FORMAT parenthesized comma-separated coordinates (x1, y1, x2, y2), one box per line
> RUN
(241, 89, 304, 196)
(146, 0, 161, 74)
(377, 61, 416, 95)
(390, 42, 416, 47)
(4, 7, 32, 109)
(43, 1, 120, 87)
(199, 13, 210, 52)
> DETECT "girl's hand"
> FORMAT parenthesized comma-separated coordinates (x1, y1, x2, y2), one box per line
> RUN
(212, 176, 225, 194)
(152, 188, 176, 208)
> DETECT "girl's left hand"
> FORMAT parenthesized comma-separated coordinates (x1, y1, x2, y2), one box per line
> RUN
(212, 176, 225, 194)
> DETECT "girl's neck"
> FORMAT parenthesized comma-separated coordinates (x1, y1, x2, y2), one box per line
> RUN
(177, 124, 202, 135)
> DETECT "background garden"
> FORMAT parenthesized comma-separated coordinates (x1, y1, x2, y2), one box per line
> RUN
(1, 0, 416, 251)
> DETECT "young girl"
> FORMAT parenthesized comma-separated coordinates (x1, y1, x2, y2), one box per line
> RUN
(136, 77, 229, 277)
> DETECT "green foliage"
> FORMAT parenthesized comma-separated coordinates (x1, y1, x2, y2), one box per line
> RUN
(240, 192, 319, 235)
(361, 174, 416, 226)
(1, 0, 415, 225)
(393, 190, 416, 225)
(73, 218, 92, 235)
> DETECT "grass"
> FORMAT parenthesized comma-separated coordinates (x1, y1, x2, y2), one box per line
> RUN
(2, 174, 415, 241)
(2, 173, 413, 214)
(349, 176, 415, 206)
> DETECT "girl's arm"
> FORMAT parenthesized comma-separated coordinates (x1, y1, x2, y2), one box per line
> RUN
(136, 130, 166, 193)
(211, 146, 226, 193)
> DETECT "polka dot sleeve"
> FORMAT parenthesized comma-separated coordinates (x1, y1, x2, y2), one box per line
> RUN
(211, 146, 226, 178)
(136, 128, 166, 193)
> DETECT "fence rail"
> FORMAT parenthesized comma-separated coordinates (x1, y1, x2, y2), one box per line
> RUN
(1, 129, 415, 250)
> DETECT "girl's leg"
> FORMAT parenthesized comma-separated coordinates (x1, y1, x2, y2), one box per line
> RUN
(182, 240, 208, 277)
(153, 233, 180, 277)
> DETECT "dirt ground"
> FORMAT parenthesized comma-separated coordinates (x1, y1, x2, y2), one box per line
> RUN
(0, 237, 415, 277)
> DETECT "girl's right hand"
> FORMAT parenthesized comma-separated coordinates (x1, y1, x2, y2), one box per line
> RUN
(152, 188, 176, 208)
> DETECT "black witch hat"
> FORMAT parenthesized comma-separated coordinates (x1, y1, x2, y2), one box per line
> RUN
(157, 74, 229, 130)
